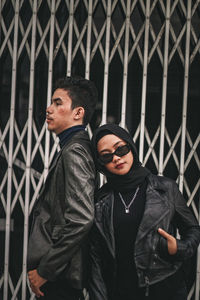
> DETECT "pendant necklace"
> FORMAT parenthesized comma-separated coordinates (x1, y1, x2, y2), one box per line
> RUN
(119, 186, 139, 214)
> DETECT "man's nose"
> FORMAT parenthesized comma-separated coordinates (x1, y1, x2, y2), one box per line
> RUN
(46, 104, 52, 114)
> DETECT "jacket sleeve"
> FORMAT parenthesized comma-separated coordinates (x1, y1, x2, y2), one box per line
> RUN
(174, 184, 200, 260)
(88, 226, 109, 300)
(165, 181, 200, 261)
(37, 143, 95, 281)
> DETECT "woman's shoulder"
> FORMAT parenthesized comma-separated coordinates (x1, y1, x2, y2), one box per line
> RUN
(147, 173, 178, 191)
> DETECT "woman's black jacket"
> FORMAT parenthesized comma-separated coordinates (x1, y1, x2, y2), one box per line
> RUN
(89, 174, 200, 300)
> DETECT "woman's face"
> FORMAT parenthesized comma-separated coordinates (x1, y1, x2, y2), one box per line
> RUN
(97, 134, 134, 175)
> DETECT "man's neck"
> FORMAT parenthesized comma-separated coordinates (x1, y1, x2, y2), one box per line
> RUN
(58, 125, 86, 148)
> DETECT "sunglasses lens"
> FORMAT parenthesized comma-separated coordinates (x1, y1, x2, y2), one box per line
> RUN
(115, 145, 130, 157)
(99, 153, 113, 164)
(99, 144, 130, 164)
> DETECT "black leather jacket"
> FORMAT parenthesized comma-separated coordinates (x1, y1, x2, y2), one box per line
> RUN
(27, 131, 96, 289)
(89, 174, 200, 299)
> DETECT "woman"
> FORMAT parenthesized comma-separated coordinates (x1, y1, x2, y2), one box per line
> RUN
(89, 124, 200, 300)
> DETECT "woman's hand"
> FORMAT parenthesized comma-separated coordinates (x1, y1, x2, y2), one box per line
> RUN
(158, 228, 177, 255)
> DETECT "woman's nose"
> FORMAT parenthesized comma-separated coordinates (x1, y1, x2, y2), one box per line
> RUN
(113, 154, 120, 162)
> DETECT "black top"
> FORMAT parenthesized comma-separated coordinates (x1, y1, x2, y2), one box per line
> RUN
(113, 179, 147, 298)
(58, 125, 86, 148)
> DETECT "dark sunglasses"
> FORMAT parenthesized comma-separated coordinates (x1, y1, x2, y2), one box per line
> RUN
(99, 144, 131, 164)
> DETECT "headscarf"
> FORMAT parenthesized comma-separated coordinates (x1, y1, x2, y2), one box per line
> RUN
(91, 124, 150, 192)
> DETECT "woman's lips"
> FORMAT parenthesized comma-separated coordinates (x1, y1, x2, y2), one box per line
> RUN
(115, 163, 125, 169)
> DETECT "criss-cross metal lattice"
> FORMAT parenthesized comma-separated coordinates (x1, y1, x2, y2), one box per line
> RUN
(0, 0, 199, 299)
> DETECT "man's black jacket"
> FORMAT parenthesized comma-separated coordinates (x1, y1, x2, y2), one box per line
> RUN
(27, 130, 96, 289)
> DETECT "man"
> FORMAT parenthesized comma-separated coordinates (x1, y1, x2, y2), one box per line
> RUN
(27, 76, 98, 299)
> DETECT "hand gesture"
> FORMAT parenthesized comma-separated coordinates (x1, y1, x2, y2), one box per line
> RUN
(158, 228, 177, 255)
(28, 269, 47, 298)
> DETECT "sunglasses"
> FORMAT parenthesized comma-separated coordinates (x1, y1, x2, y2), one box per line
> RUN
(99, 144, 131, 164)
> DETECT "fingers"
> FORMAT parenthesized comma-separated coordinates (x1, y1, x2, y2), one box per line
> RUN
(158, 228, 173, 240)
(158, 228, 177, 255)
(30, 284, 44, 297)
(28, 270, 45, 297)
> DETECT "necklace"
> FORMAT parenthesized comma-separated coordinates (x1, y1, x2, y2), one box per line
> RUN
(119, 187, 140, 213)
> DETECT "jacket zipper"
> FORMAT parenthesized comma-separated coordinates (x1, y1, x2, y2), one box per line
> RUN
(145, 275, 150, 297)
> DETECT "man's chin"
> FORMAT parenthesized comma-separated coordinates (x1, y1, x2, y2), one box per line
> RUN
(47, 126, 55, 133)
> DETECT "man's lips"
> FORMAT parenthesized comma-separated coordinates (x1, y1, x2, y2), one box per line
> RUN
(46, 117, 53, 123)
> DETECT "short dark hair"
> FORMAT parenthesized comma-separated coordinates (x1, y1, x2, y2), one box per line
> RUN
(53, 76, 98, 125)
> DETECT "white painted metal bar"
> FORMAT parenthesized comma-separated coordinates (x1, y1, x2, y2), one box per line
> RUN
(129, 22, 144, 65)
(0, 121, 10, 158)
(0, 170, 8, 211)
(163, 127, 181, 170)
(29, 173, 45, 214)
(143, 127, 159, 170)
(148, 0, 164, 65)
(35, 18, 50, 60)
(128, 1, 145, 65)
(31, 122, 46, 163)
(54, 18, 68, 59)
(0, 17, 14, 57)
(11, 172, 26, 214)
(190, 1, 200, 63)
(139, 0, 150, 163)
(101, 0, 111, 125)
(10, 274, 21, 300)
(185, 132, 200, 170)
(90, 14, 106, 62)
(12, 122, 27, 162)
(72, 20, 86, 61)
(109, 0, 124, 63)
(22, 0, 37, 298)
(67, 0, 74, 76)
(120, 0, 131, 128)
(3, 1, 20, 299)
(44, 0, 56, 182)
(148, 23, 164, 65)
(187, 179, 200, 208)
(168, 22, 185, 65)
(84, 0, 95, 145)
(91, 0, 106, 61)
(179, 0, 191, 192)
(158, 0, 170, 175)
(143, 126, 160, 167)
(17, 18, 31, 59)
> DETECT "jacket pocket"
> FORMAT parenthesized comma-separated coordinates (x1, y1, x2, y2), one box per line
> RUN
(51, 225, 65, 241)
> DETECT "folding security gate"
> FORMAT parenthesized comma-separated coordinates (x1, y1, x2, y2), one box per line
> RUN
(0, 0, 199, 299)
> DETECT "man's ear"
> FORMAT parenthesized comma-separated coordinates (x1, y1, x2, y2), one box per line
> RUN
(74, 106, 85, 120)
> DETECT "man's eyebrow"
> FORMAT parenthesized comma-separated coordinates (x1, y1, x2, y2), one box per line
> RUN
(51, 97, 62, 103)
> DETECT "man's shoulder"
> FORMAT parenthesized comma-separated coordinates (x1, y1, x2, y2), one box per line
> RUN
(63, 130, 91, 150)
(95, 183, 112, 202)
(62, 131, 93, 161)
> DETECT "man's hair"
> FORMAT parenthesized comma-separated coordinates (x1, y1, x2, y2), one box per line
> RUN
(53, 76, 98, 125)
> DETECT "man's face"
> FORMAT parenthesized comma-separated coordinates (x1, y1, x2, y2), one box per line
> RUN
(46, 88, 77, 134)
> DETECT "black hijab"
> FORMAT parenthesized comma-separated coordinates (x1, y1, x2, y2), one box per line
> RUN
(92, 124, 150, 192)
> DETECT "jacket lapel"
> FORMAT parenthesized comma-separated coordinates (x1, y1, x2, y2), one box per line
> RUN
(95, 192, 115, 258)
(136, 175, 170, 243)
(37, 149, 62, 199)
